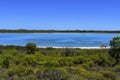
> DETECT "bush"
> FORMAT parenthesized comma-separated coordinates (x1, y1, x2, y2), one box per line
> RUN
(24, 67, 34, 76)
(8, 66, 34, 79)
(115, 65, 120, 72)
(22, 55, 38, 67)
(44, 61, 60, 67)
(62, 49, 78, 56)
(3, 49, 18, 56)
(2, 57, 9, 68)
(100, 70, 117, 80)
(25, 43, 36, 54)
(76, 68, 105, 80)
(81, 63, 90, 70)
(36, 68, 68, 80)
(109, 37, 120, 64)
(0, 49, 3, 54)
(89, 73, 105, 80)
(97, 52, 115, 66)
(61, 49, 71, 56)
(41, 49, 53, 56)
(8, 66, 26, 77)
(59, 58, 74, 66)
(73, 56, 89, 64)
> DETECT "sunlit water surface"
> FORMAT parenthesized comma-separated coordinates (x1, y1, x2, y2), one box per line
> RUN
(0, 33, 120, 47)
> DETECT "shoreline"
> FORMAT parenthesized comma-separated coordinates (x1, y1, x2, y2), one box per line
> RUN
(1, 44, 110, 49)
(37, 46, 110, 49)
(0, 32, 120, 34)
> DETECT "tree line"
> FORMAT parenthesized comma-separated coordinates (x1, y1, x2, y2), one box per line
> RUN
(0, 29, 120, 33)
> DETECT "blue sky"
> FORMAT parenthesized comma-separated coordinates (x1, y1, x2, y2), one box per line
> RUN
(0, 0, 120, 30)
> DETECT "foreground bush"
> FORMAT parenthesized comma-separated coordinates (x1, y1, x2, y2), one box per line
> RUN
(22, 55, 38, 67)
(59, 58, 74, 66)
(100, 70, 117, 80)
(44, 60, 60, 67)
(1, 56, 9, 68)
(115, 65, 120, 72)
(35, 68, 68, 80)
(109, 37, 120, 64)
(25, 43, 36, 54)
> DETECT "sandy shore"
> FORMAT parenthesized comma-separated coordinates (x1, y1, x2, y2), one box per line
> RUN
(1, 44, 110, 49)
(37, 46, 110, 49)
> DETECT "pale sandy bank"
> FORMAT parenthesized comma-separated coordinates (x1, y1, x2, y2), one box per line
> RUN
(37, 46, 110, 49)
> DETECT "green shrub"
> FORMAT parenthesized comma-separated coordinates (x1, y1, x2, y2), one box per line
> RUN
(109, 37, 120, 64)
(8, 66, 34, 78)
(0, 49, 3, 54)
(8, 66, 26, 77)
(59, 58, 74, 66)
(44, 60, 60, 67)
(2, 56, 9, 68)
(100, 70, 117, 80)
(115, 65, 120, 72)
(97, 52, 115, 66)
(14, 59, 21, 65)
(61, 49, 78, 56)
(68, 74, 85, 80)
(108, 57, 116, 66)
(41, 49, 53, 56)
(81, 63, 90, 70)
(89, 73, 106, 80)
(25, 43, 36, 54)
(73, 56, 90, 64)
(62, 49, 71, 56)
(24, 67, 34, 75)
(66, 67, 77, 74)
(76, 68, 105, 80)
(3, 49, 18, 56)
(36, 68, 68, 80)
(22, 55, 38, 67)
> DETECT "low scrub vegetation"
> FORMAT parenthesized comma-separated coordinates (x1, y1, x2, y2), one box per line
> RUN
(0, 44, 120, 80)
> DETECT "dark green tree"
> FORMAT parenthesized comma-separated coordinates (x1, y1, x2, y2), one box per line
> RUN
(25, 43, 36, 54)
(109, 37, 120, 64)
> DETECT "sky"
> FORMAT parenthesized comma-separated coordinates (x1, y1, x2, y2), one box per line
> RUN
(0, 0, 120, 30)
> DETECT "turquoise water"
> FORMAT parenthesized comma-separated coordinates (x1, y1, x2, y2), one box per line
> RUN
(0, 33, 120, 47)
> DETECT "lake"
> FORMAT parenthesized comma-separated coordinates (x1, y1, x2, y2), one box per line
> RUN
(0, 33, 120, 47)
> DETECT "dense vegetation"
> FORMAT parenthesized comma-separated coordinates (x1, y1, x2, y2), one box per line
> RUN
(0, 44, 120, 80)
(0, 29, 120, 33)
(109, 37, 120, 64)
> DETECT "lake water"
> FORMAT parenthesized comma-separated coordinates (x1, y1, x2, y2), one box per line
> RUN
(0, 33, 120, 47)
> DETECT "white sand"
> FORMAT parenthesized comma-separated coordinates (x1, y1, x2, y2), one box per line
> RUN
(37, 46, 110, 49)
(1, 44, 110, 49)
